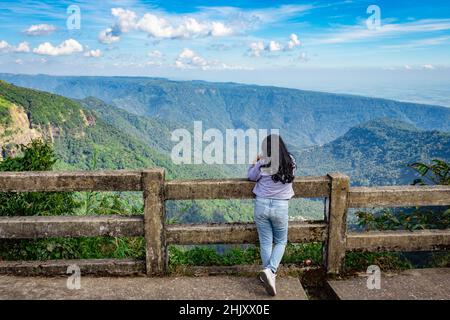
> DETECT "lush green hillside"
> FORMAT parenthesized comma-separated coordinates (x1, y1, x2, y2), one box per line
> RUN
(297, 118, 450, 186)
(79, 97, 175, 154)
(0, 80, 235, 180)
(2, 74, 449, 148)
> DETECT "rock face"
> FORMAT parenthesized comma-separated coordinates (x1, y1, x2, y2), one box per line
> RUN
(0, 103, 43, 160)
(80, 109, 96, 127)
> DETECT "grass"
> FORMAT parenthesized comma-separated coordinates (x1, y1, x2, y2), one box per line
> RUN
(0, 96, 12, 126)
(426, 251, 450, 268)
(167, 243, 323, 268)
(0, 237, 145, 261)
(344, 251, 413, 273)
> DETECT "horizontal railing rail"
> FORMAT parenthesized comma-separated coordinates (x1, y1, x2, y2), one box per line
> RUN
(165, 221, 327, 245)
(164, 176, 331, 199)
(0, 170, 143, 192)
(0, 169, 448, 276)
(346, 229, 450, 252)
(348, 185, 450, 208)
(0, 215, 144, 238)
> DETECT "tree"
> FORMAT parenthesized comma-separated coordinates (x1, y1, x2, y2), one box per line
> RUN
(0, 140, 78, 216)
(409, 159, 450, 186)
(356, 159, 450, 231)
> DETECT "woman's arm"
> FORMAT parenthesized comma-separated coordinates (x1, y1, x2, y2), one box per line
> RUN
(247, 160, 263, 181)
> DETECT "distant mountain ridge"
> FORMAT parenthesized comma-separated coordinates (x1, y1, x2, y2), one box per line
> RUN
(297, 118, 450, 186)
(1, 73, 449, 149)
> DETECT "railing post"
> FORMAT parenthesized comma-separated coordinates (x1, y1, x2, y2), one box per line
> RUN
(324, 172, 350, 275)
(142, 168, 167, 276)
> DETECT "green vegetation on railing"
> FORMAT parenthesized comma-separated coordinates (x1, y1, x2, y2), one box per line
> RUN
(168, 243, 323, 268)
(0, 237, 145, 261)
(355, 208, 450, 231)
(0, 140, 78, 216)
(355, 158, 450, 232)
(410, 159, 449, 186)
(0, 140, 143, 261)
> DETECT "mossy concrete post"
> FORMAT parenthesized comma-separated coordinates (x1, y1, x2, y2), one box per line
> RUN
(142, 168, 167, 276)
(325, 172, 350, 275)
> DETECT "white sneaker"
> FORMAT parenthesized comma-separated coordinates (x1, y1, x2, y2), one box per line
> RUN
(259, 268, 276, 296)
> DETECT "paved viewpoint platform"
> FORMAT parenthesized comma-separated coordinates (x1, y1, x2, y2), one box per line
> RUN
(0, 275, 308, 300)
(328, 268, 450, 300)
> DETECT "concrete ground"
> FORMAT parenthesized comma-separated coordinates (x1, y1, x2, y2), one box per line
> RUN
(0, 275, 308, 300)
(328, 268, 450, 300)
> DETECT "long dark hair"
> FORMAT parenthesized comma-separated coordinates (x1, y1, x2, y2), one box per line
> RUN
(260, 134, 296, 184)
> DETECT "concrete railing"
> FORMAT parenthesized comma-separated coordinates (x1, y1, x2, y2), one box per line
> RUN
(0, 169, 449, 276)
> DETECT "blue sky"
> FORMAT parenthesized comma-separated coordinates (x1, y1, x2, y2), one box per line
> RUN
(1, 0, 450, 104)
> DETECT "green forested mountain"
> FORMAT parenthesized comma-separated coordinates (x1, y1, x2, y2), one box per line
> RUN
(79, 97, 175, 154)
(0, 80, 235, 180)
(297, 118, 450, 186)
(1, 74, 449, 148)
(78, 96, 243, 179)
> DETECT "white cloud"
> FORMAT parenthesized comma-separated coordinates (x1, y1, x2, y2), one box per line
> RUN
(201, 4, 315, 30)
(211, 22, 233, 37)
(145, 60, 163, 66)
(248, 34, 302, 56)
(248, 41, 264, 57)
(100, 7, 235, 43)
(25, 24, 56, 36)
(0, 40, 12, 52)
(137, 14, 231, 39)
(111, 8, 137, 33)
(148, 50, 163, 58)
(176, 48, 208, 68)
(404, 65, 412, 70)
(315, 19, 450, 45)
(33, 39, 83, 56)
(137, 14, 180, 38)
(382, 36, 450, 50)
(15, 59, 23, 65)
(84, 49, 102, 58)
(422, 64, 435, 70)
(175, 48, 250, 70)
(0, 40, 30, 53)
(287, 33, 301, 49)
(98, 27, 120, 44)
(15, 42, 30, 53)
(267, 40, 282, 52)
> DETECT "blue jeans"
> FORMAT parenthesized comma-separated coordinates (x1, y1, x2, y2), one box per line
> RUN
(254, 196, 289, 273)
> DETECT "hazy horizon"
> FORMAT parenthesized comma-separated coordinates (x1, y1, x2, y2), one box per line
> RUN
(2, 69, 450, 108)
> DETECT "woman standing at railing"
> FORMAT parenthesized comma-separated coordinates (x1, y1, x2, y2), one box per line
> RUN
(247, 134, 296, 296)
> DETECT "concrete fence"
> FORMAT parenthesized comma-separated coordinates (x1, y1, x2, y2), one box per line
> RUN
(0, 169, 449, 276)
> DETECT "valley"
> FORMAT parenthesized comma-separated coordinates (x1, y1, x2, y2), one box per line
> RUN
(0, 76, 449, 222)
